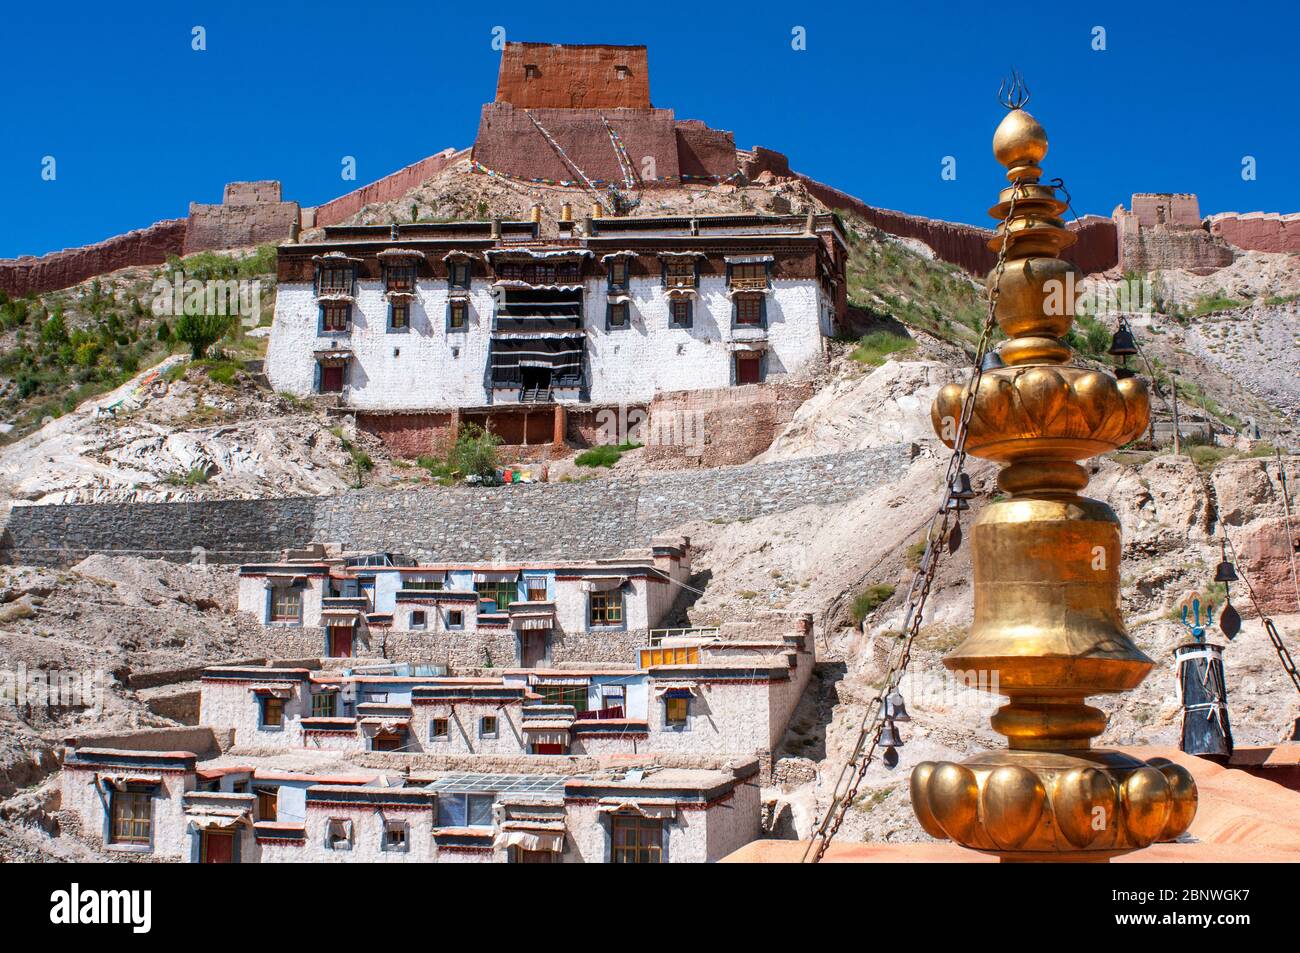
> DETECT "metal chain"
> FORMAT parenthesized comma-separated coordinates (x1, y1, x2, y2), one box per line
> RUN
(802, 179, 1028, 862)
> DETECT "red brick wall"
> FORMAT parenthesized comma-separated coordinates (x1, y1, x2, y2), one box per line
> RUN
(495, 43, 650, 110)
(675, 121, 739, 179)
(642, 382, 815, 468)
(0, 218, 188, 297)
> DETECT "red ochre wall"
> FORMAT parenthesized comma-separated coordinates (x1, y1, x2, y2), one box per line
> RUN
(1209, 213, 1300, 255)
(799, 175, 1119, 276)
(495, 43, 651, 110)
(0, 219, 188, 298)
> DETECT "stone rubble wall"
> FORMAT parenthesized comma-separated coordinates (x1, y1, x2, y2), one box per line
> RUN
(1, 444, 915, 567)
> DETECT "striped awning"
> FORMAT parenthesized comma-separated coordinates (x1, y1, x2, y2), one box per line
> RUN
(473, 571, 519, 583)
(582, 576, 627, 593)
(653, 682, 699, 698)
(97, 773, 163, 791)
(251, 684, 297, 698)
(528, 675, 589, 687)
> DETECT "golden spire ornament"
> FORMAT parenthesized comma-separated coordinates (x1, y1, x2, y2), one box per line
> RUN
(909, 79, 1198, 861)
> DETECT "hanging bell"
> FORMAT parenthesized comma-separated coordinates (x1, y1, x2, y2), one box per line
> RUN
(1206, 538, 1237, 582)
(884, 689, 911, 722)
(949, 472, 976, 499)
(1108, 324, 1138, 358)
(881, 745, 900, 768)
(878, 719, 903, 748)
(947, 521, 963, 555)
(1220, 599, 1242, 640)
(979, 350, 1005, 373)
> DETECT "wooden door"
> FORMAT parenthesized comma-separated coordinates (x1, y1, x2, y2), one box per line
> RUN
(320, 365, 344, 392)
(735, 353, 762, 385)
(520, 631, 547, 668)
(329, 625, 353, 657)
(202, 830, 234, 864)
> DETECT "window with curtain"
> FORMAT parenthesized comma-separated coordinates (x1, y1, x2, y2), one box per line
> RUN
(436, 793, 494, 828)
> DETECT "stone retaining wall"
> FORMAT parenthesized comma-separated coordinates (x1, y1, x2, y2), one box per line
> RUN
(0, 444, 915, 567)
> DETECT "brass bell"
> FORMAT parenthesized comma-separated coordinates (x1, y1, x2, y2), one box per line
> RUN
(881, 689, 911, 722)
(878, 719, 903, 748)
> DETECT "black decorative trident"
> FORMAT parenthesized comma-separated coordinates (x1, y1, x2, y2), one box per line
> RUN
(998, 68, 1031, 110)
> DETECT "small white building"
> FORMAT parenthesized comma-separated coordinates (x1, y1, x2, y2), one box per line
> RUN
(235, 539, 692, 664)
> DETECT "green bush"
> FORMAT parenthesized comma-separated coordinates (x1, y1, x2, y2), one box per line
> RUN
(574, 441, 642, 468)
(850, 330, 916, 366)
(448, 423, 502, 478)
(851, 584, 897, 624)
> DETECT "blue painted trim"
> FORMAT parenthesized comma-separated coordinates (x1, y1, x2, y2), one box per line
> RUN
(386, 299, 411, 332)
(447, 298, 469, 332)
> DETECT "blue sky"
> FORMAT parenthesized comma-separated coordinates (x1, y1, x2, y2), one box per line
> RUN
(3, 0, 1297, 258)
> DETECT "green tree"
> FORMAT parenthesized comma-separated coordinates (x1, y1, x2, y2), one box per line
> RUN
(172, 313, 231, 359)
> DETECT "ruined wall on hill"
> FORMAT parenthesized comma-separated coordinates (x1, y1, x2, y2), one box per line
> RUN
(798, 174, 1119, 276)
(183, 180, 300, 254)
(0, 445, 915, 566)
(311, 149, 465, 228)
(0, 219, 188, 298)
(1209, 213, 1300, 255)
(674, 122, 740, 180)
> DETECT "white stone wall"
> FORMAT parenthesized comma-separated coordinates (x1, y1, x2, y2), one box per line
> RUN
(62, 766, 194, 860)
(413, 701, 528, 755)
(266, 277, 829, 408)
(199, 680, 309, 747)
(237, 574, 324, 627)
(279, 804, 437, 863)
(266, 281, 496, 408)
(705, 782, 761, 860)
(644, 680, 777, 756)
(562, 800, 709, 863)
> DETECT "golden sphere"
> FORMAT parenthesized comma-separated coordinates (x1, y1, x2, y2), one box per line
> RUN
(993, 109, 1048, 169)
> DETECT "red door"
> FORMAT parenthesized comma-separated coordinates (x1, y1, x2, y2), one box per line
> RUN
(320, 365, 344, 393)
(202, 830, 234, 863)
(735, 354, 762, 384)
(329, 625, 353, 657)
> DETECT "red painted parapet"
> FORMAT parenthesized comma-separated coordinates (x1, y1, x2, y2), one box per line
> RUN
(798, 173, 1119, 276)
(1209, 212, 1300, 254)
(311, 148, 466, 228)
(0, 218, 187, 298)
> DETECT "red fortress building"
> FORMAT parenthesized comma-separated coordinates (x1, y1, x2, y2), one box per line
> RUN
(471, 42, 739, 187)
